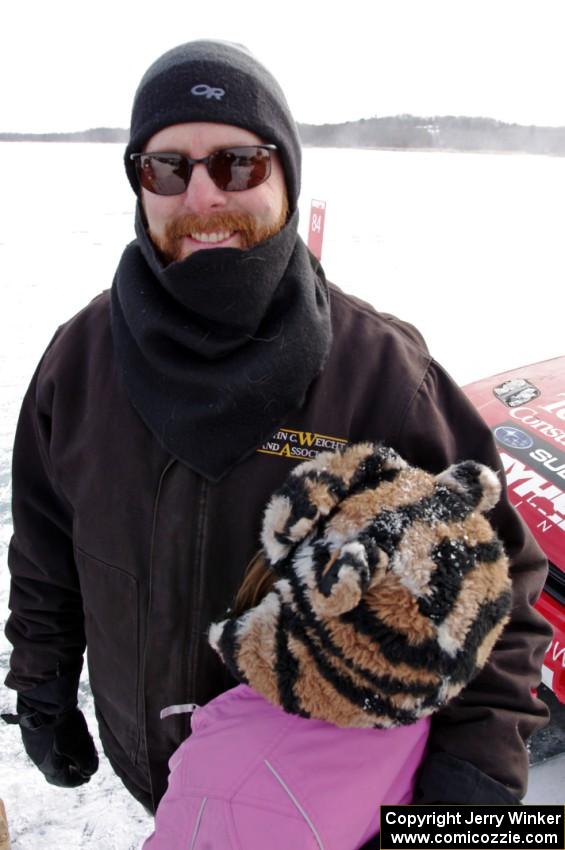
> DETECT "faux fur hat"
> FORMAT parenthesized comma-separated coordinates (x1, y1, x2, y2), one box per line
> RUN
(209, 443, 512, 728)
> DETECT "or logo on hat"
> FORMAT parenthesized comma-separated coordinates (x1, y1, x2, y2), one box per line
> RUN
(191, 84, 225, 101)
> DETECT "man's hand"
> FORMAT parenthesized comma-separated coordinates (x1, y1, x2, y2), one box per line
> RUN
(15, 705, 99, 787)
(414, 752, 520, 804)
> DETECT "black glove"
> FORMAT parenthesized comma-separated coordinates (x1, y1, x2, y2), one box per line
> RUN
(3, 700, 99, 788)
(414, 752, 521, 804)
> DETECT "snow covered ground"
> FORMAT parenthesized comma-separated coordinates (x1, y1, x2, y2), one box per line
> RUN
(1, 143, 564, 847)
(525, 754, 565, 804)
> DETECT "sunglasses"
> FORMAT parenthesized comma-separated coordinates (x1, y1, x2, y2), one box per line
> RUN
(130, 144, 278, 196)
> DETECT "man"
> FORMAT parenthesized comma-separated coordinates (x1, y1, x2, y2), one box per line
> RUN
(3, 40, 551, 818)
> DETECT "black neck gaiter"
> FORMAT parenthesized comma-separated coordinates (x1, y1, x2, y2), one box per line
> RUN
(110, 206, 332, 481)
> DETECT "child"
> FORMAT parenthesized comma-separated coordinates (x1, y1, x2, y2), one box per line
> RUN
(143, 443, 511, 850)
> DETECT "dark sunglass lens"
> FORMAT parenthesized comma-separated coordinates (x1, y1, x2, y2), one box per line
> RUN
(210, 147, 271, 191)
(138, 154, 189, 195)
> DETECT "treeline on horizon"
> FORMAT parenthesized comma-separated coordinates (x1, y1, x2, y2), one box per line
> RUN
(2, 115, 565, 156)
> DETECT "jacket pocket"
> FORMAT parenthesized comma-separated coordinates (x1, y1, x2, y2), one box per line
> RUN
(75, 548, 140, 761)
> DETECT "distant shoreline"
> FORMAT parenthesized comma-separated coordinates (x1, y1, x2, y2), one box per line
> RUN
(2, 139, 562, 160)
(2, 115, 565, 157)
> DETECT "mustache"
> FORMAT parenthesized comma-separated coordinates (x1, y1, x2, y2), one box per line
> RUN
(149, 194, 290, 263)
(165, 212, 260, 245)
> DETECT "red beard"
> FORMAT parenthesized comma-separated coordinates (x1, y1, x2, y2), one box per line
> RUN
(149, 202, 289, 263)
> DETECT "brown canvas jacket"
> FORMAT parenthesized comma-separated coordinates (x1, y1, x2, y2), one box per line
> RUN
(5, 283, 551, 809)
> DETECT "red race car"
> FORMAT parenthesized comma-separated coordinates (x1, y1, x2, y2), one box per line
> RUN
(463, 356, 565, 703)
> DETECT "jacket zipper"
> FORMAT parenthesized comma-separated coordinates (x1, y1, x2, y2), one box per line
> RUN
(187, 476, 209, 695)
(135, 457, 177, 767)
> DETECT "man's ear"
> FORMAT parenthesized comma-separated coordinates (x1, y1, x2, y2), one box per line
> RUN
(137, 195, 149, 227)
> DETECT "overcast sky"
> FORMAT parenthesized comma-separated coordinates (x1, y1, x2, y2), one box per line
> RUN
(3, 0, 565, 133)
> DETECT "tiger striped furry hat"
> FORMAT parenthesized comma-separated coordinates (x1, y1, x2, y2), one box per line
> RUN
(209, 443, 511, 728)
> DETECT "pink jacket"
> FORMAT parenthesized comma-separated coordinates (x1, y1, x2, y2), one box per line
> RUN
(143, 685, 429, 850)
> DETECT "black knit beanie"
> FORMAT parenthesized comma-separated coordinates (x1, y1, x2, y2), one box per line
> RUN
(124, 40, 301, 210)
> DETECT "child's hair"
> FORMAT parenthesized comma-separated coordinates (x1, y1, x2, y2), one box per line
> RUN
(232, 551, 274, 616)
